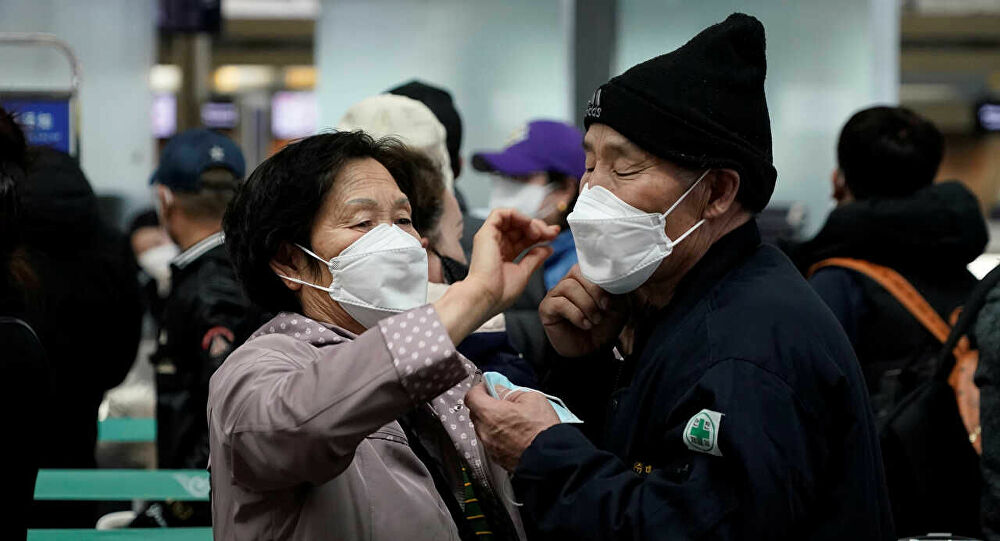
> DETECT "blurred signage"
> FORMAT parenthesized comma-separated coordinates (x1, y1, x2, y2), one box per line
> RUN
(159, 0, 222, 33)
(976, 101, 1000, 132)
(201, 101, 239, 129)
(0, 93, 72, 154)
(271, 91, 316, 139)
(152, 93, 177, 139)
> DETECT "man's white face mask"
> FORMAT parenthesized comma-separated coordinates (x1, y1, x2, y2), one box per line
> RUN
(567, 170, 709, 294)
(488, 176, 554, 218)
(278, 224, 429, 329)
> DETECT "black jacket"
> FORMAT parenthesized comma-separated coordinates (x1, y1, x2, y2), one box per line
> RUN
(789, 182, 987, 419)
(975, 284, 1000, 541)
(153, 234, 251, 469)
(1, 315, 48, 541)
(17, 148, 143, 528)
(513, 221, 893, 540)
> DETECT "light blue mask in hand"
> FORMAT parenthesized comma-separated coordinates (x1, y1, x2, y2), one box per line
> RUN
(482, 371, 583, 424)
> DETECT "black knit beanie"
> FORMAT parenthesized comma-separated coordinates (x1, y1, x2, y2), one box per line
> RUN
(584, 13, 776, 212)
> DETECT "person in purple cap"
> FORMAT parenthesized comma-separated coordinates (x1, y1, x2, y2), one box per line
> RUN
(473, 120, 585, 290)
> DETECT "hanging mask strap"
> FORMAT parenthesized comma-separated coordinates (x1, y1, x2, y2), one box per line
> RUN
(662, 169, 710, 218)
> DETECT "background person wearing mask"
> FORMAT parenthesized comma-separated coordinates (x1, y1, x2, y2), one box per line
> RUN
(386, 80, 475, 252)
(14, 140, 142, 528)
(134, 128, 253, 527)
(473, 120, 585, 291)
(384, 81, 556, 384)
(473, 121, 585, 379)
(789, 107, 987, 421)
(406, 150, 537, 386)
(465, 14, 892, 539)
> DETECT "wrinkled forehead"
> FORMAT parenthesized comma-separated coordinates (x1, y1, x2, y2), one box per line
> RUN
(323, 158, 409, 214)
(583, 124, 653, 161)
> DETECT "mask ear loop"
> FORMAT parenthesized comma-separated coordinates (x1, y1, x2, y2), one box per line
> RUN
(276, 244, 335, 293)
(661, 169, 710, 248)
(661, 169, 710, 218)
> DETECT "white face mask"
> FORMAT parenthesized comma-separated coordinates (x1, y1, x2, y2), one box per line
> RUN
(137, 242, 179, 298)
(567, 170, 709, 294)
(488, 176, 553, 218)
(278, 224, 429, 329)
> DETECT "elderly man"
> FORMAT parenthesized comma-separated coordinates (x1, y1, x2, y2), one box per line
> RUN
(466, 13, 893, 539)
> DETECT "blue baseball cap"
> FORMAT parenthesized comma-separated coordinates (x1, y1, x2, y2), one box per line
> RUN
(472, 120, 585, 180)
(150, 128, 245, 192)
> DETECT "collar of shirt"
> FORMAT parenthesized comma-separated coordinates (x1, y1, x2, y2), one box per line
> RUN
(250, 311, 354, 347)
(171, 231, 225, 270)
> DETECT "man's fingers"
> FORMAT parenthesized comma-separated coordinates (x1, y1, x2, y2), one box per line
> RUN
(466, 383, 502, 415)
(566, 264, 613, 310)
(549, 279, 604, 325)
(541, 296, 594, 330)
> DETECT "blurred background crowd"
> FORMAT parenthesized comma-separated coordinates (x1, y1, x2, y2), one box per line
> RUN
(4, 0, 1000, 539)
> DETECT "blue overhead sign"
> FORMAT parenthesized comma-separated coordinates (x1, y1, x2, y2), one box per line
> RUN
(0, 94, 72, 154)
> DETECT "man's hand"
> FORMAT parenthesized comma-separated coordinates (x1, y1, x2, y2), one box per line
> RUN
(539, 264, 627, 357)
(466, 383, 560, 471)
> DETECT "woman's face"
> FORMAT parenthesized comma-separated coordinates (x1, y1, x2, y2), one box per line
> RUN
(309, 157, 418, 264)
(289, 157, 418, 329)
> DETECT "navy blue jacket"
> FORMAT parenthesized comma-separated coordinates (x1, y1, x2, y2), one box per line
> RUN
(514, 221, 893, 540)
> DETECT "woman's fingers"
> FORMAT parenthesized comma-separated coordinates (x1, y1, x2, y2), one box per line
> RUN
(512, 245, 553, 282)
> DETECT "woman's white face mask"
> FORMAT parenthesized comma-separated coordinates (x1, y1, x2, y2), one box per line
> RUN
(567, 170, 709, 294)
(278, 224, 429, 329)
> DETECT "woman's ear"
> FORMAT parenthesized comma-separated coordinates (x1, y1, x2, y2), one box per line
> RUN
(702, 169, 741, 219)
(269, 242, 308, 292)
(420, 236, 430, 250)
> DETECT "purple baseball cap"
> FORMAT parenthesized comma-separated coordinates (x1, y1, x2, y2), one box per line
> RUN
(472, 120, 585, 180)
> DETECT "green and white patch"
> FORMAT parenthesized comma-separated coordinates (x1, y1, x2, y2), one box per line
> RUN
(683, 409, 724, 456)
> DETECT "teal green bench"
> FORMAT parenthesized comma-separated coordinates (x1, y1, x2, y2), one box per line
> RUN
(28, 528, 211, 540)
(35, 469, 209, 501)
(98, 418, 156, 442)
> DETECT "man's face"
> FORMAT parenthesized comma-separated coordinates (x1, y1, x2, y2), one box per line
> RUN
(580, 123, 709, 288)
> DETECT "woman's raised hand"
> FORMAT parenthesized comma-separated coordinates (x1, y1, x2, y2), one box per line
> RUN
(433, 209, 558, 345)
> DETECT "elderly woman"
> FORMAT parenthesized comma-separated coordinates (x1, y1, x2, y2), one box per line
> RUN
(210, 131, 557, 540)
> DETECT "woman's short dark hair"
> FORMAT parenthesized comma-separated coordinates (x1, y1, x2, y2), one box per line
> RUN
(837, 106, 944, 200)
(223, 131, 423, 313)
(406, 152, 445, 243)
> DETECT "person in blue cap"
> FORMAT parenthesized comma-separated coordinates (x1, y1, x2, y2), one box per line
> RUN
(135, 128, 254, 527)
(473, 120, 585, 291)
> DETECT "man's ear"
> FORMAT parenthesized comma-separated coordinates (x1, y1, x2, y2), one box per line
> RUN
(156, 185, 174, 219)
(702, 169, 741, 219)
(269, 242, 310, 292)
(832, 168, 851, 204)
(420, 236, 430, 250)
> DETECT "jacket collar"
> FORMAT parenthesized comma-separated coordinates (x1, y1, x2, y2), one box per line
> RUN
(635, 219, 761, 352)
(250, 311, 355, 346)
(171, 231, 225, 270)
